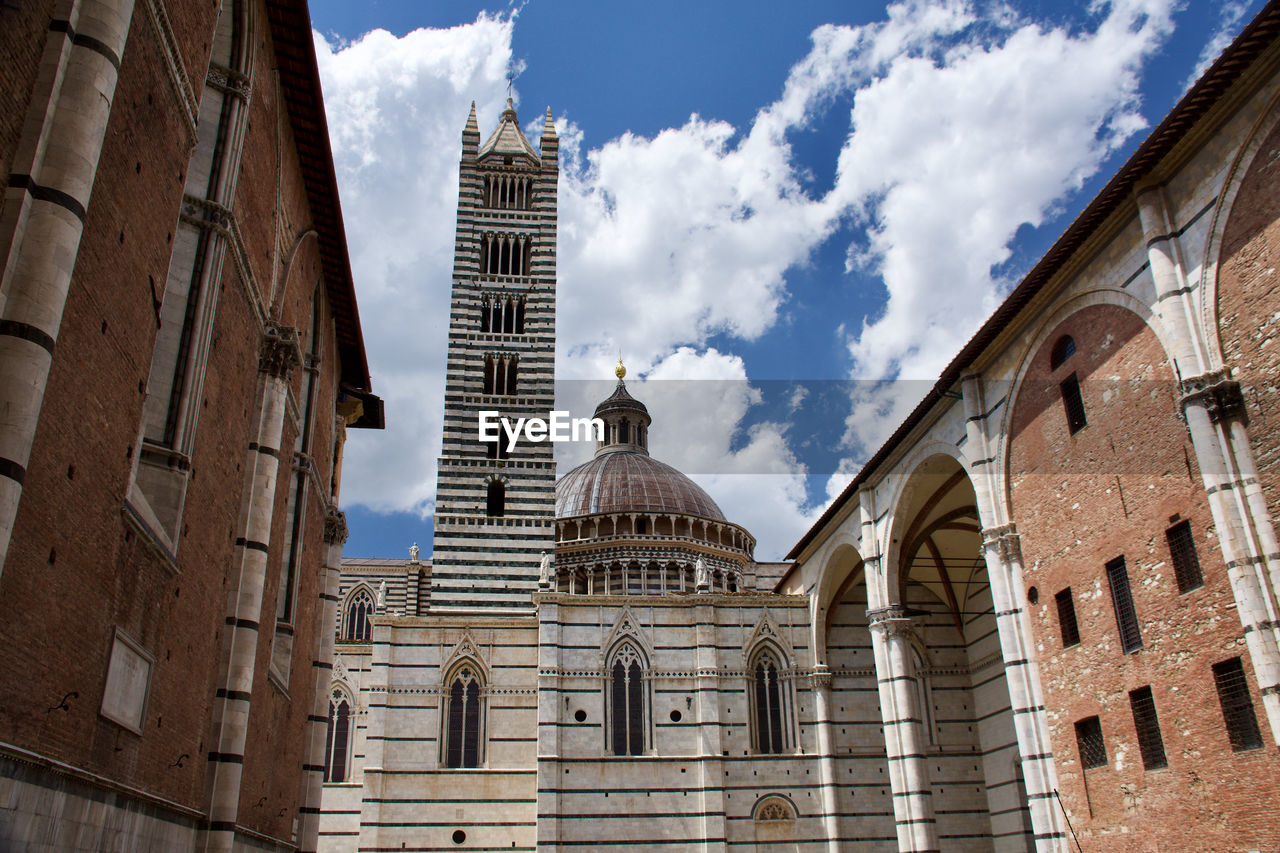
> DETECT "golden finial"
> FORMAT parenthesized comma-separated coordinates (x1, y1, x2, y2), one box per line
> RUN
(615, 358, 626, 380)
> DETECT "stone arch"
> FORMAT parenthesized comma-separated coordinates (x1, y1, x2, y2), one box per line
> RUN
(1201, 86, 1280, 367)
(998, 291, 1179, 515)
(340, 583, 376, 641)
(752, 793, 799, 851)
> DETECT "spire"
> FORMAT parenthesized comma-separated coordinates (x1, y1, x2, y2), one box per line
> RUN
(593, 365, 651, 457)
(542, 106, 557, 140)
(478, 97, 540, 163)
(462, 101, 479, 158)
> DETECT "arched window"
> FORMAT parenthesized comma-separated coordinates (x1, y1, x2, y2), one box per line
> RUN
(1050, 334, 1076, 370)
(343, 588, 374, 641)
(609, 643, 646, 755)
(750, 647, 789, 754)
(324, 687, 352, 782)
(486, 481, 505, 517)
(443, 662, 484, 768)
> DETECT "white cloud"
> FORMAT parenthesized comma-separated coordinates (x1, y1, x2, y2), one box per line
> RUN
(315, 17, 516, 514)
(318, 0, 1182, 560)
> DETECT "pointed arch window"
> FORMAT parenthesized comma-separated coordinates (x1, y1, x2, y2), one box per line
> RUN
(749, 646, 791, 754)
(343, 588, 374, 641)
(443, 662, 485, 768)
(324, 687, 352, 782)
(608, 643, 647, 756)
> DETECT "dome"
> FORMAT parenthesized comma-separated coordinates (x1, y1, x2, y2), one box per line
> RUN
(555, 451, 726, 521)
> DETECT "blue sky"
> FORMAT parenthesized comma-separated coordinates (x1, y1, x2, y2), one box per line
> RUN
(309, 0, 1259, 560)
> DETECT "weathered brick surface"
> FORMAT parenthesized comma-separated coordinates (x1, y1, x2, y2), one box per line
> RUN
(0, 0, 57, 186)
(1217, 115, 1280, 522)
(0, 0, 357, 845)
(1009, 304, 1280, 851)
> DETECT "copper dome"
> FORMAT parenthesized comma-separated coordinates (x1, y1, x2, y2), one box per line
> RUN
(555, 451, 726, 521)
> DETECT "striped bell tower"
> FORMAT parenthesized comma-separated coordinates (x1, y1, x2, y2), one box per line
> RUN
(429, 99, 559, 611)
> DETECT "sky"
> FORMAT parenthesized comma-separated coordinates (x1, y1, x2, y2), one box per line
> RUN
(308, 0, 1261, 561)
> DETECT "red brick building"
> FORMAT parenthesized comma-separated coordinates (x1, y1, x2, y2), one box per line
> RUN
(0, 0, 379, 850)
(785, 4, 1280, 850)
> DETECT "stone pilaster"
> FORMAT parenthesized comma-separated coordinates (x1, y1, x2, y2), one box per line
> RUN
(297, 509, 347, 853)
(202, 324, 298, 852)
(0, 0, 138, 575)
(868, 606, 938, 853)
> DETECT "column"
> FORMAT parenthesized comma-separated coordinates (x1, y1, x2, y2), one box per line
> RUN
(867, 606, 938, 853)
(0, 0, 138, 574)
(202, 324, 299, 852)
(297, 509, 348, 853)
(810, 666, 842, 853)
(980, 525, 1071, 852)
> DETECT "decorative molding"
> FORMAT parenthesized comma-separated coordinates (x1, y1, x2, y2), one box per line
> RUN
(207, 62, 251, 101)
(259, 324, 301, 380)
(323, 510, 348, 545)
(179, 194, 268, 331)
(142, 0, 198, 147)
(1181, 367, 1246, 424)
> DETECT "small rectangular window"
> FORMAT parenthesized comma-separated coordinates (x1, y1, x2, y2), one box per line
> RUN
(1129, 686, 1167, 770)
(1055, 588, 1080, 647)
(1106, 556, 1143, 654)
(1060, 372, 1087, 434)
(1166, 520, 1203, 593)
(1212, 657, 1263, 751)
(1074, 716, 1107, 769)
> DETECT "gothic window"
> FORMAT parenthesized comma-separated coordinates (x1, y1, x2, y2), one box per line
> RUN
(443, 663, 484, 768)
(482, 354, 518, 396)
(749, 646, 789, 754)
(609, 643, 647, 756)
(483, 435, 508, 460)
(324, 687, 352, 782)
(131, 0, 253, 545)
(486, 480, 505, 517)
(343, 588, 374, 641)
(482, 174, 531, 210)
(514, 297, 525, 333)
(480, 234, 531, 276)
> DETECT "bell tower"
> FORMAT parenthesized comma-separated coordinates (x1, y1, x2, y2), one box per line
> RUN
(429, 99, 559, 611)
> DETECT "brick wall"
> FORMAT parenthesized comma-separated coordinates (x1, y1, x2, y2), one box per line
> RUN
(1009, 303, 1280, 850)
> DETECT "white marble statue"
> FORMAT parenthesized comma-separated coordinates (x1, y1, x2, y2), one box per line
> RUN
(538, 550, 553, 587)
(695, 557, 709, 590)
(409, 541, 419, 562)
(376, 580, 387, 610)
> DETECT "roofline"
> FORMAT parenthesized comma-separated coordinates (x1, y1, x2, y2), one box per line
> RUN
(786, 0, 1280, 562)
(264, 0, 373, 392)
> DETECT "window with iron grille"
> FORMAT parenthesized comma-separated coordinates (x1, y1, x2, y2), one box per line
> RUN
(1165, 520, 1203, 593)
(1055, 588, 1080, 647)
(1212, 657, 1263, 751)
(1106, 556, 1143, 653)
(1074, 716, 1106, 769)
(1060, 372, 1087, 434)
(1128, 686, 1167, 770)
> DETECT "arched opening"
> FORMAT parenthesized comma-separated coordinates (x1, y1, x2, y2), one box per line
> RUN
(888, 454, 1031, 844)
(749, 644, 790, 753)
(608, 643, 647, 756)
(442, 661, 484, 768)
(1049, 334, 1076, 369)
(324, 686, 352, 782)
(343, 587, 374, 642)
(486, 480, 505, 517)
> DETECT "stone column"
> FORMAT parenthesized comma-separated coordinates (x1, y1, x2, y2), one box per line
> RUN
(810, 666, 842, 853)
(297, 509, 347, 853)
(981, 525, 1070, 852)
(0, 0, 137, 575)
(535, 595, 564, 847)
(867, 606, 938, 853)
(202, 324, 299, 852)
(1180, 371, 1280, 744)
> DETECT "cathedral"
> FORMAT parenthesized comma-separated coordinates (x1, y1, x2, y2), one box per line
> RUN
(318, 6, 1280, 848)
